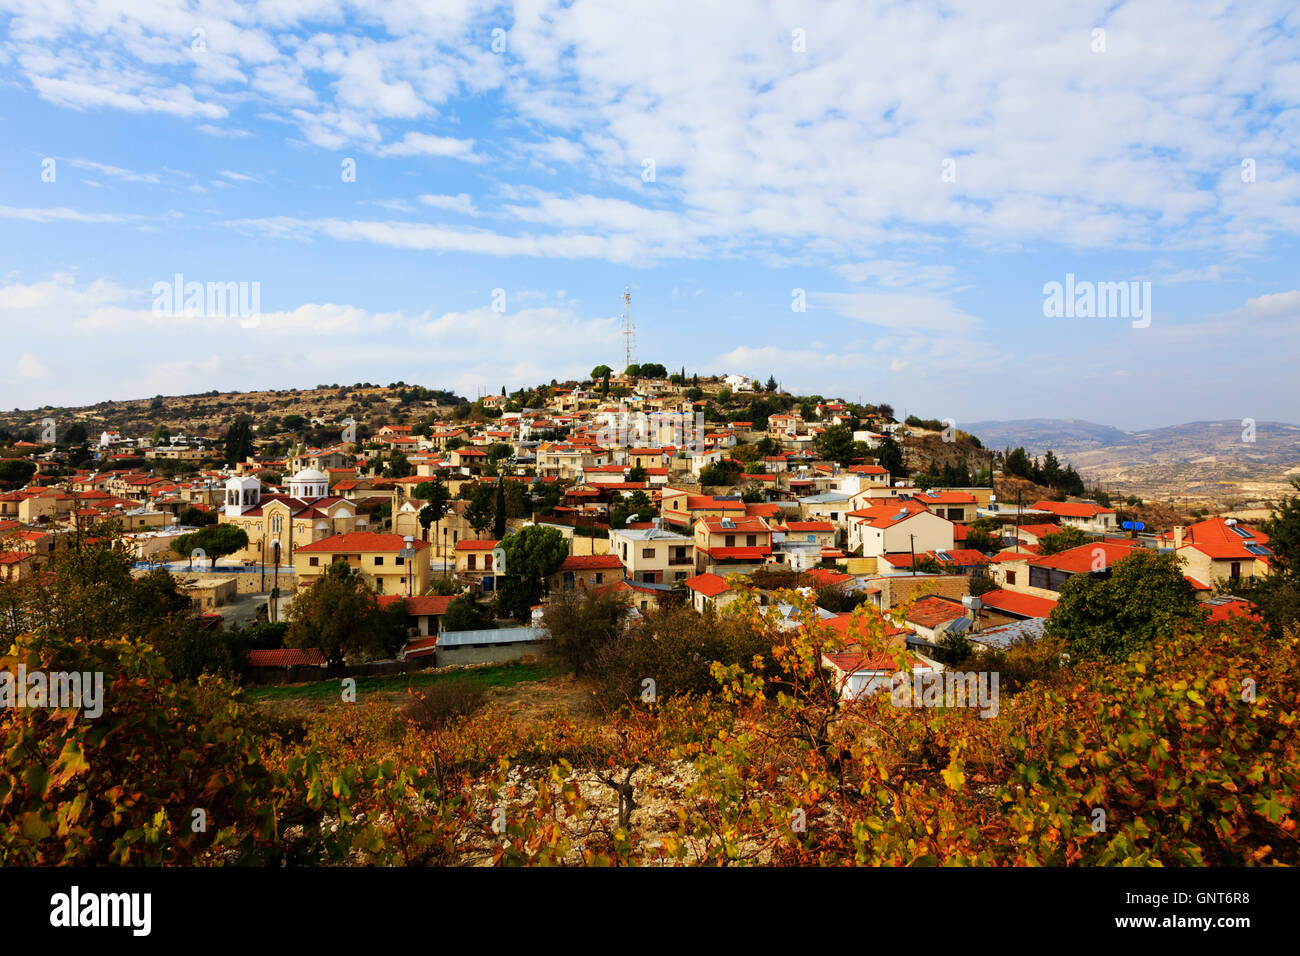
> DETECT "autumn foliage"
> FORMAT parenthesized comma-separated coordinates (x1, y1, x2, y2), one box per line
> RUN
(2, 541, 1297, 866)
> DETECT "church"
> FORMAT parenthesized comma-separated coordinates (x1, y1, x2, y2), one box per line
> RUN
(217, 469, 366, 564)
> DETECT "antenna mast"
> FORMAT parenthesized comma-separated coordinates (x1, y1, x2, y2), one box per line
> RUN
(622, 286, 636, 372)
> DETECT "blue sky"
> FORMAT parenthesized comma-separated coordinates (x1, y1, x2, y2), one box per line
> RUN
(1, 0, 1298, 430)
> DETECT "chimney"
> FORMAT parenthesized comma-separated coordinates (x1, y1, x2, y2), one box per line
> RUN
(1173, 525, 1184, 550)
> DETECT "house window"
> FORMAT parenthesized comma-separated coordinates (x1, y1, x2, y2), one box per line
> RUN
(309, 557, 319, 567)
(375, 556, 384, 565)
(1005, 570, 1015, 585)
(485, 556, 493, 571)
(642, 548, 655, 559)
(746, 535, 756, 547)
(595, 573, 604, 583)
(725, 535, 735, 547)
(1230, 562, 1241, 581)
(271, 515, 282, 534)
(395, 555, 404, 565)
(468, 555, 477, 570)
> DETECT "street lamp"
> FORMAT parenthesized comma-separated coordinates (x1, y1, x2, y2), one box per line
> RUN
(400, 534, 415, 597)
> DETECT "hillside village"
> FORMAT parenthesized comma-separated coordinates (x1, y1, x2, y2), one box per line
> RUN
(0, 367, 1274, 687)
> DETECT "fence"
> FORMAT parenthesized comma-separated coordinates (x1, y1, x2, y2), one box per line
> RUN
(241, 657, 435, 686)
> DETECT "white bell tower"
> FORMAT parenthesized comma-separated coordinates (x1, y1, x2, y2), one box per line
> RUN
(224, 475, 261, 517)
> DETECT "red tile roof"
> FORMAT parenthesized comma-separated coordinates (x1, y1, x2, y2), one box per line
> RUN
(1029, 540, 1142, 574)
(977, 589, 1057, 619)
(376, 595, 455, 616)
(824, 650, 929, 674)
(295, 532, 430, 554)
(698, 545, 772, 560)
(247, 648, 327, 667)
(1206, 597, 1262, 623)
(1030, 500, 1114, 518)
(695, 515, 771, 535)
(455, 539, 499, 551)
(1171, 517, 1272, 561)
(559, 554, 624, 571)
(685, 572, 732, 597)
(903, 595, 968, 628)
(401, 636, 439, 659)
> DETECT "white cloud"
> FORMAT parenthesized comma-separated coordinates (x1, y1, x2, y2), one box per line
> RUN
(418, 193, 478, 214)
(16, 352, 49, 378)
(65, 158, 160, 184)
(0, 205, 126, 223)
(225, 215, 667, 264)
(812, 291, 982, 334)
(373, 132, 477, 160)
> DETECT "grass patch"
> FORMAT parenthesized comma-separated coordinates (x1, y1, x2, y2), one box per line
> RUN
(239, 660, 563, 704)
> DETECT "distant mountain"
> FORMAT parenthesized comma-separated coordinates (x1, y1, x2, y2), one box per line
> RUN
(962, 418, 1133, 455)
(962, 418, 1300, 504)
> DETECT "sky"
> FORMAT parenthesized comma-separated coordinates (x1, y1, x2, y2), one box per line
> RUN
(0, 0, 1298, 431)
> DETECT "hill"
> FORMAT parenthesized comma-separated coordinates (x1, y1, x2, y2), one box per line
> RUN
(965, 418, 1300, 507)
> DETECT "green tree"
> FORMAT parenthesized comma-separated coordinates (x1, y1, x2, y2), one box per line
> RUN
(285, 561, 384, 670)
(1047, 549, 1204, 661)
(541, 586, 629, 676)
(699, 461, 741, 486)
(416, 476, 452, 544)
(0, 458, 38, 488)
(591, 364, 613, 380)
(493, 478, 507, 540)
(178, 506, 217, 527)
(1004, 446, 1033, 479)
(222, 416, 255, 465)
(964, 526, 1000, 554)
(1234, 478, 1300, 637)
(441, 594, 487, 631)
(816, 423, 856, 466)
(496, 524, 570, 620)
(465, 482, 496, 537)
(875, 434, 906, 480)
(1037, 526, 1088, 555)
(174, 523, 249, 569)
(385, 451, 412, 479)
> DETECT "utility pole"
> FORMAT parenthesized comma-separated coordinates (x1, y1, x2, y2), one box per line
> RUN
(1014, 490, 1023, 554)
(271, 540, 281, 623)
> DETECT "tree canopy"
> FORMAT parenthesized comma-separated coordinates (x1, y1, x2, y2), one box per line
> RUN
(1047, 549, 1204, 660)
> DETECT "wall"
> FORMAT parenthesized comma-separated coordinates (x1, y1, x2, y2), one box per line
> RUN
(436, 639, 549, 668)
